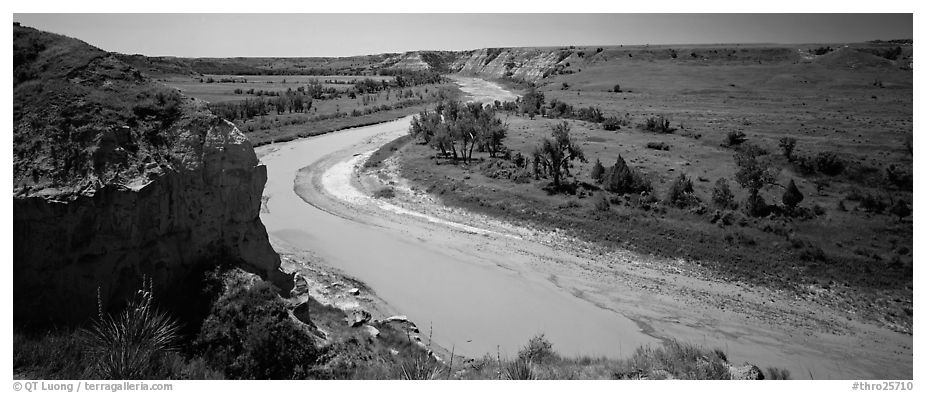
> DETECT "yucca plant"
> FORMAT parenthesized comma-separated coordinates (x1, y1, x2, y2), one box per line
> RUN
(398, 354, 444, 380)
(81, 277, 181, 379)
(504, 359, 535, 380)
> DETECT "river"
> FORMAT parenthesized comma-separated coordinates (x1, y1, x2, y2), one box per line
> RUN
(256, 77, 659, 358)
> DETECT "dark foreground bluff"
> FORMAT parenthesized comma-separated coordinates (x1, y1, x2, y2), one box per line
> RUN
(13, 24, 292, 324)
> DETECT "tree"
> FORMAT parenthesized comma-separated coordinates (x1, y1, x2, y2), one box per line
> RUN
(778, 137, 797, 161)
(711, 177, 737, 209)
(782, 179, 804, 210)
(532, 121, 586, 188)
(590, 158, 605, 183)
(520, 87, 545, 117)
(734, 144, 778, 216)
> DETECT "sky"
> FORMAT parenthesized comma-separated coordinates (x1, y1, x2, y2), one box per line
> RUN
(12, 14, 914, 58)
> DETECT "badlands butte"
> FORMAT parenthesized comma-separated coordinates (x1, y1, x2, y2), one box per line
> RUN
(13, 22, 912, 380)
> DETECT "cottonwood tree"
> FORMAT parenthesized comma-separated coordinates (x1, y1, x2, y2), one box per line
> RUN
(519, 87, 545, 117)
(408, 100, 509, 163)
(531, 121, 586, 188)
(734, 144, 778, 216)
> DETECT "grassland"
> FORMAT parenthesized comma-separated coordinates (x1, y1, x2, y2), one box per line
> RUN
(394, 47, 913, 334)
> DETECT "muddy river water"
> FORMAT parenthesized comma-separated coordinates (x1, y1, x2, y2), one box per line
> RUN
(256, 77, 660, 358)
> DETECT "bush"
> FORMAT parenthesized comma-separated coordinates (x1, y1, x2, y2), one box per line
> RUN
(590, 158, 605, 183)
(517, 334, 555, 365)
(612, 84, 622, 93)
(890, 199, 911, 220)
(781, 179, 804, 209)
(646, 141, 670, 151)
(711, 178, 737, 210)
(602, 155, 652, 195)
(602, 115, 629, 131)
(723, 131, 748, 147)
(778, 137, 796, 160)
(814, 151, 844, 176)
(620, 341, 732, 380)
(664, 173, 699, 208)
(859, 194, 887, 213)
(373, 187, 396, 199)
(195, 280, 321, 379)
(639, 116, 675, 133)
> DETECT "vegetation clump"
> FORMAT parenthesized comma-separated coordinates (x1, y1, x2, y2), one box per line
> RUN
(711, 178, 738, 210)
(723, 131, 748, 147)
(409, 100, 509, 163)
(531, 121, 587, 189)
(601, 155, 652, 195)
(781, 179, 804, 210)
(664, 173, 700, 208)
(639, 115, 676, 133)
(733, 144, 778, 216)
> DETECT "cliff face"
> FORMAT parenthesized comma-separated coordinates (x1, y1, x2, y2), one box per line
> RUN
(13, 25, 292, 323)
(448, 48, 566, 82)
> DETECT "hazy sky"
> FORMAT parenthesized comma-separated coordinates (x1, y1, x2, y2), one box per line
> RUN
(13, 14, 913, 58)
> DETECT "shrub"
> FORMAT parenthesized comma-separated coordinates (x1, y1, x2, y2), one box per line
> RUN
(778, 137, 796, 160)
(602, 155, 652, 195)
(575, 106, 605, 123)
(517, 334, 555, 365)
(639, 116, 675, 133)
(859, 194, 887, 214)
(590, 158, 605, 183)
(814, 151, 844, 176)
(602, 115, 629, 131)
(723, 131, 748, 147)
(781, 179, 804, 209)
(195, 280, 321, 379)
(885, 164, 912, 190)
(612, 84, 622, 93)
(620, 341, 731, 380)
(373, 187, 396, 199)
(711, 178, 737, 210)
(890, 199, 911, 221)
(812, 46, 833, 55)
(664, 173, 699, 208)
(646, 141, 670, 151)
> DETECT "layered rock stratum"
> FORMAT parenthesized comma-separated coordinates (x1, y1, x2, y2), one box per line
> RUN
(13, 24, 292, 323)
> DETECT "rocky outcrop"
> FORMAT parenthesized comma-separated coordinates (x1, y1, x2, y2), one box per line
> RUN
(13, 24, 291, 324)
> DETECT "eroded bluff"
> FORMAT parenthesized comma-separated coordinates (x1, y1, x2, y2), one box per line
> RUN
(13, 24, 292, 323)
